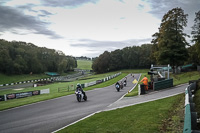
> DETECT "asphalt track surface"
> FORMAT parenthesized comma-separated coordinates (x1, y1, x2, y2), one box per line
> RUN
(0, 74, 139, 133)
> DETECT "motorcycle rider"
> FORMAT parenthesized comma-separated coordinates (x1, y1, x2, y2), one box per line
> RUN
(76, 83, 86, 98)
(115, 81, 120, 89)
(124, 77, 127, 85)
(120, 81, 123, 89)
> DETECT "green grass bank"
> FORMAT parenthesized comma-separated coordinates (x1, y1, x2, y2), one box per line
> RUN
(76, 60, 92, 70)
(58, 94, 184, 133)
(0, 73, 49, 85)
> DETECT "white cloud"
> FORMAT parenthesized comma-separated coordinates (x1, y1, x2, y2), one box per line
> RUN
(4, 0, 41, 7)
(48, 0, 159, 41)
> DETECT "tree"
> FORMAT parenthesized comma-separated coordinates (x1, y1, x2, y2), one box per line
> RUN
(92, 58, 99, 73)
(0, 48, 13, 74)
(151, 32, 160, 63)
(139, 44, 153, 68)
(65, 56, 77, 71)
(121, 46, 141, 69)
(152, 7, 189, 70)
(109, 49, 123, 71)
(92, 51, 111, 73)
(191, 10, 200, 65)
(0, 39, 77, 75)
(92, 44, 154, 73)
(58, 58, 67, 74)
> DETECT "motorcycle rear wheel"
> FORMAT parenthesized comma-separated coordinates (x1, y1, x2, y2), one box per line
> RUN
(83, 95, 87, 101)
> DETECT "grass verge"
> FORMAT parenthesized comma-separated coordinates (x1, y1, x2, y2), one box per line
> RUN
(76, 60, 92, 70)
(0, 73, 49, 85)
(171, 71, 200, 85)
(160, 93, 185, 132)
(58, 94, 184, 133)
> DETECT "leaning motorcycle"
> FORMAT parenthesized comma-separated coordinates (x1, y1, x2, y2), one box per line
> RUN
(115, 84, 120, 92)
(75, 89, 87, 102)
(123, 81, 127, 87)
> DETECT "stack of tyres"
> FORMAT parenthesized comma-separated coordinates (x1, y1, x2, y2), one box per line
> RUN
(140, 84, 146, 94)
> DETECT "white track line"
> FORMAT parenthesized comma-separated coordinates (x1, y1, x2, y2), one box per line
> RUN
(52, 110, 102, 133)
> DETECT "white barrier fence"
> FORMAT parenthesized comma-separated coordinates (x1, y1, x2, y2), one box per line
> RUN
(82, 72, 121, 88)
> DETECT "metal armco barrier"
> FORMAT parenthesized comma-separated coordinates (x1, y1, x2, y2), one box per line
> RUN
(184, 81, 200, 133)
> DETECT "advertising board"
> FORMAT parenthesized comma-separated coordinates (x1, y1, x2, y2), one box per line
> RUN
(15, 92, 32, 99)
(0, 95, 5, 101)
(6, 94, 16, 100)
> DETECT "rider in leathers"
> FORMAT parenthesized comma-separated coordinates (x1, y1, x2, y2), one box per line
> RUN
(76, 83, 86, 98)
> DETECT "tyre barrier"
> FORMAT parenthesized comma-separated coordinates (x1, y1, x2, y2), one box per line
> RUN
(184, 81, 200, 133)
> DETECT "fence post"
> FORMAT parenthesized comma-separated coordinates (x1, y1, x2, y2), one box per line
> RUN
(138, 85, 141, 95)
(4, 94, 7, 101)
(168, 64, 170, 79)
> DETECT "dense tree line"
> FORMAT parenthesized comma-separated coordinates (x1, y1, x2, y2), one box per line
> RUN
(189, 10, 200, 65)
(0, 39, 77, 75)
(93, 8, 200, 73)
(92, 44, 153, 73)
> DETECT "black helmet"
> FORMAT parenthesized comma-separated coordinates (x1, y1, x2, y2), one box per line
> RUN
(77, 83, 81, 87)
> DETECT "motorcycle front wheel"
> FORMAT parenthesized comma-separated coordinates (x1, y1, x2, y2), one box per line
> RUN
(77, 94, 81, 102)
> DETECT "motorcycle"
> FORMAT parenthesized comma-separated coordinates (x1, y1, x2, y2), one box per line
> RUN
(75, 89, 87, 102)
(123, 81, 127, 87)
(120, 82, 124, 89)
(115, 84, 120, 92)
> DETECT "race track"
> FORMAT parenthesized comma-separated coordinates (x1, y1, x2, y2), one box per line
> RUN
(0, 74, 140, 133)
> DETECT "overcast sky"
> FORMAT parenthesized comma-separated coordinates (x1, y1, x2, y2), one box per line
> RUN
(0, 0, 199, 57)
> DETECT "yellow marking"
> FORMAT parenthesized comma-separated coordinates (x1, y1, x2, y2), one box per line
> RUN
(132, 79, 138, 84)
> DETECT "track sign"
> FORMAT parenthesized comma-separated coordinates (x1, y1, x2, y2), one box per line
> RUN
(132, 79, 138, 84)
